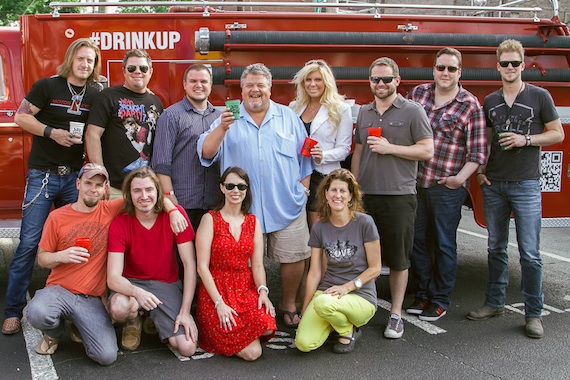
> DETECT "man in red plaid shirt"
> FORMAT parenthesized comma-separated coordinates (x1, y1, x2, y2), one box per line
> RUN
(406, 47, 487, 321)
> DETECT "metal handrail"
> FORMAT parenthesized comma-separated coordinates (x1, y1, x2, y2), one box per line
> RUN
(49, 1, 545, 19)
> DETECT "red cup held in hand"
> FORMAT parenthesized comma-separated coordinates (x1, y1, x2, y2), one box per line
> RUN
(368, 127, 382, 138)
(75, 237, 91, 259)
(300, 137, 318, 157)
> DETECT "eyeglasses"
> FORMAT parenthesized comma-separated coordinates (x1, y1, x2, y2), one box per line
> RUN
(224, 183, 248, 191)
(126, 65, 150, 73)
(305, 59, 328, 67)
(498, 60, 523, 68)
(434, 65, 460, 73)
(370, 76, 395, 84)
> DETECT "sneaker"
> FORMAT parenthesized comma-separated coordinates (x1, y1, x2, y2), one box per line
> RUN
(466, 305, 505, 321)
(121, 313, 142, 351)
(383, 314, 404, 339)
(525, 318, 544, 339)
(406, 298, 429, 315)
(419, 303, 446, 322)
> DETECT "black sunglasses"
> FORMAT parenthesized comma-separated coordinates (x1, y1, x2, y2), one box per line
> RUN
(434, 65, 460, 73)
(370, 76, 396, 84)
(126, 65, 150, 73)
(499, 60, 523, 68)
(224, 183, 248, 191)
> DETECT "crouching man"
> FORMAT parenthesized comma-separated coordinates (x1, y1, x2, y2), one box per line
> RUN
(26, 163, 120, 365)
(107, 166, 198, 356)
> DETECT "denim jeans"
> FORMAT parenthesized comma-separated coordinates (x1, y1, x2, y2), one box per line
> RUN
(411, 184, 467, 309)
(4, 169, 78, 319)
(26, 285, 118, 365)
(482, 180, 543, 318)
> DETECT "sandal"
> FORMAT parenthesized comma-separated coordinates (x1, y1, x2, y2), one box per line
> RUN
(66, 320, 83, 344)
(278, 309, 300, 328)
(332, 326, 361, 354)
(35, 334, 60, 355)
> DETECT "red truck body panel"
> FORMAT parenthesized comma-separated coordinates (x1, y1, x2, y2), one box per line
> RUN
(1, 7, 569, 227)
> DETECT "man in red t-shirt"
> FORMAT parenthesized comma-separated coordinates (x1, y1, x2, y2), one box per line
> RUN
(107, 166, 198, 356)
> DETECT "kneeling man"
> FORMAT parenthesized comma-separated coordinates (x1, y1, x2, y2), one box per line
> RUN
(107, 166, 198, 356)
(26, 164, 120, 365)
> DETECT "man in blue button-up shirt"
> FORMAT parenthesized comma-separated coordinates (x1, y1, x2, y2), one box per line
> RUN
(198, 63, 313, 327)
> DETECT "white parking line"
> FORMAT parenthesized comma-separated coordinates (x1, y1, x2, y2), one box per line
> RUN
(377, 299, 447, 335)
(22, 314, 58, 380)
(457, 228, 570, 263)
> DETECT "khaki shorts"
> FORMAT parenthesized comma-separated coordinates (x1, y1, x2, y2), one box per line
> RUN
(266, 208, 311, 264)
(109, 186, 123, 200)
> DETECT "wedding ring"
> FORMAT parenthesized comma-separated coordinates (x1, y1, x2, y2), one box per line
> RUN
(225, 317, 229, 323)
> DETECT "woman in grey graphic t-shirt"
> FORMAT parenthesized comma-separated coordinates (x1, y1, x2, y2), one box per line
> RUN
(295, 168, 382, 354)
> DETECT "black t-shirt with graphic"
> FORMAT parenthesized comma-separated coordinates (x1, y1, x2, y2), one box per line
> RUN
(484, 83, 559, 181)
(26, 76, 99, 170)
(87, 85, 163, 188)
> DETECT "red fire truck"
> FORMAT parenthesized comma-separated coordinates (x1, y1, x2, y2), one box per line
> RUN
(0, 1, 568, 237)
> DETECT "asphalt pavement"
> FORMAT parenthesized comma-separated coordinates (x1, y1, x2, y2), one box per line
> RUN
(1, 208, 569, 380)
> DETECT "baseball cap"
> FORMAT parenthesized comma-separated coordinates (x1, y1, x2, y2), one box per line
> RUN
(78, 163, 109, 180)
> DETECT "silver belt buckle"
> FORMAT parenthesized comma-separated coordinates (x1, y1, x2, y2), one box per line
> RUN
(57, 166, 71, 175)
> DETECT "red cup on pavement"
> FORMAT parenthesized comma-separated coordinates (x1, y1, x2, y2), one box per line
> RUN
(368, 127, 382, 138)
(75, 237, 91, 259)
(300, 137, 318, 157)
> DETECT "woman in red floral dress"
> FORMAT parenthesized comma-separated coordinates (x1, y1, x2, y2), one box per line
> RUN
(196, 166, 277, 360)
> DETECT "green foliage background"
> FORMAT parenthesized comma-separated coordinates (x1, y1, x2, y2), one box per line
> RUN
(0, 0, 168, 26)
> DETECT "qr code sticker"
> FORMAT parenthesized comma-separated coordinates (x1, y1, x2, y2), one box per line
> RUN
(540, 151, 562, 192)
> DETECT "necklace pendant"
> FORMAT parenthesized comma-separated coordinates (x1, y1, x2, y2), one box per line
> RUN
(67, 108, 82, 115)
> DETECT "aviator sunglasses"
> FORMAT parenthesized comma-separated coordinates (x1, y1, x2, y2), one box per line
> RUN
(499, 60, 523, 68)
(224, 183, 248, 191)
(126, 65, 150, 73)
(434, 64, 459, 73)
(305, 59, 328, 67)
(370, 76, 396, 84)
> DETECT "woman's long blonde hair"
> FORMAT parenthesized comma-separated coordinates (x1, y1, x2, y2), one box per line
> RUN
(291, 60, 345, 135)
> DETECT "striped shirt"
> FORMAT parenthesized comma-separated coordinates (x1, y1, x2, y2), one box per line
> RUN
(151, 96, 222, 210)
(407, 83, 487, 188)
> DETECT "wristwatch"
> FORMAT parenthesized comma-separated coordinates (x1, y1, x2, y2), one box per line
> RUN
(353, 278, 363, 290)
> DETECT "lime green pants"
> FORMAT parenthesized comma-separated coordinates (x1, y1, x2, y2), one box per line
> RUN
(295, 290, 376, 352)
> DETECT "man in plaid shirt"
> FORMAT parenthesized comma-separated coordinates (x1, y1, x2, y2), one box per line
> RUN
(406, 47, 487, 321)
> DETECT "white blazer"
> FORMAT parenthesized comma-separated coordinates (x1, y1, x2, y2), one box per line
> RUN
(290, 101, 353, 175)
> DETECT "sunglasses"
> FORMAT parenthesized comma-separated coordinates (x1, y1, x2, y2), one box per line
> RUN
(498, 60, 523, 68)
(434, 65, 460, 73)
(370, 76, 396, 84)
(305, 59, 327, 67)
(224, 183, 248, 191)
(126, 65, 150, 73)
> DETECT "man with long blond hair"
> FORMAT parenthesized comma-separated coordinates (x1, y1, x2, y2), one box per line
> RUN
(3, 38, 102, 335)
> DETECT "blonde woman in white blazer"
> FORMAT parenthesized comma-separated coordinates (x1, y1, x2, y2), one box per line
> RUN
(290, 59, 353, 229)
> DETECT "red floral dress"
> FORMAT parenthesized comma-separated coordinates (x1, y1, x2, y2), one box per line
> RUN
(196, 211, 277, 356)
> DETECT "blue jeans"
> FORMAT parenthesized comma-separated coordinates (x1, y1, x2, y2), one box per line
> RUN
(411, 185, 467, 309)
(26, 285, 118, 365)
(482, 180, 543, 318)
(4, 169, 78, 319)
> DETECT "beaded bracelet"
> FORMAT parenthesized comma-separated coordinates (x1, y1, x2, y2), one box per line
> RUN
(214, 295, 223, 309)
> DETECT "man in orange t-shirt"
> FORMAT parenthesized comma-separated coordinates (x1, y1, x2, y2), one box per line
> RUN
(25, 163, 122, 365)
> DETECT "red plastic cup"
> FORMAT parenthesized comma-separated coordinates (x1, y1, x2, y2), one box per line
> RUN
(75, 237, 91, 259)
(368, 127, 382, 138)
(300, 137, 318, 157)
